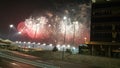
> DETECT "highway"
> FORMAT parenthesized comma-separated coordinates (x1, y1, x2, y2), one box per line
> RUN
(0, 50, 59, 68)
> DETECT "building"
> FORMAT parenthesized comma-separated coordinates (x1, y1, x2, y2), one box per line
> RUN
(86, 0, 120, 57)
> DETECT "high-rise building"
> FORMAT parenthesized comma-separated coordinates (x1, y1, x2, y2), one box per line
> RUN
(87, 0, 120, 57)
(91, 0, 120, 42)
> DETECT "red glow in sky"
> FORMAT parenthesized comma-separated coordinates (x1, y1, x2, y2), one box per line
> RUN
(17, 21, 49, 39)
(16, 3, 91, 45)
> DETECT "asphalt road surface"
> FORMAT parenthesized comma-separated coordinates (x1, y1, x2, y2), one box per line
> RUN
(0, 50, 59, 68)
(0, 57, 41, 68)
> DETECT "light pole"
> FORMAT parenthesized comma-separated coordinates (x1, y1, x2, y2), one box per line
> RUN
(84, 37, 87, 44)
(62, 45, 66, 59)
(62, 16, 67, 60)
(17, 31, 22, 41)
(37, 43, 40, 48)
(73, 21, 78, 47)
(23, 41, 26, 51)
(8, 24, 14, 40)
(18, 41, 22, 51)
(63, 16, 67, 45)
(32, 42, 35, 48)
(28, 42, 31, 48)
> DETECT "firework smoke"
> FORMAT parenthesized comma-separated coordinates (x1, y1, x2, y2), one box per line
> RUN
(17, 3, 91, 46)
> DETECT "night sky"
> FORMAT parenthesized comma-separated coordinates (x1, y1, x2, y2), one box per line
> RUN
(0, 0, 87, 32)
(0, 0, 90, 45)
(0, 0, 54, 33)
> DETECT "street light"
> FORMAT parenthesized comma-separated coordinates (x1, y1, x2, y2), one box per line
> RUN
(37, 43, 40, 45)
(48, 24, 51, 27)
(63, 16, 67, 44)
(43, 43, 46, 46)
(23, 42, 26, 49)
(84, 37, 87, 43)
(72, 47, 76, 50)
(16, 31, 22, 41)
(56, 44, 60, 51)
(73, 21, 78, 47)
(48, 44, 53, 50)
(15, 41, 18, 43)
(62, 16, 67, 60)
(32, 42, 36, 48)
(28, 42, 31, 44)
(23, 42, 26, 44)
(49, 44, 52, 47)
(62, 45, 66, 48)
(67, 44, 70, 48)
(63, 16, 67, 20)
(28, 42, 31, 49)
(8, 24, 14, 40)
(18, 32, 21, 34)
(9, 24, 14, 28)
(19, 41, 21, 44)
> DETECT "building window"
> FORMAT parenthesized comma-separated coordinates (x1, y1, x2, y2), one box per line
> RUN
(92, 0, 96, 3)
(106, 0, 110, 2)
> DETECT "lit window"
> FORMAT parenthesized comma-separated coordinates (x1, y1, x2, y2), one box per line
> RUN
(106, 0, 110, 1)
(92, 0, 96, 3)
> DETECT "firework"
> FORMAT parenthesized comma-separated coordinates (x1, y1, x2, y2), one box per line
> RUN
(17, 16, 49, 39)
(17, 3, 91, 46)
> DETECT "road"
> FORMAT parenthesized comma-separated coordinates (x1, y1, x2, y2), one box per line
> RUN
(0, 57, 41, 68)
(0, 50, 59, 68)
